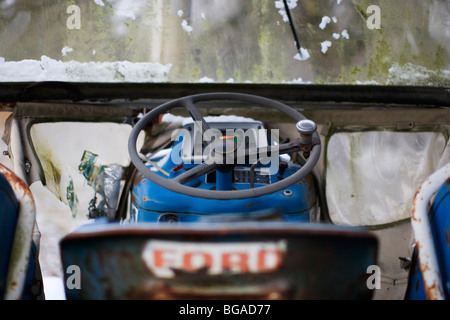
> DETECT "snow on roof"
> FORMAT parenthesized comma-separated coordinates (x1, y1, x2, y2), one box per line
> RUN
(0, 56, 172, 82)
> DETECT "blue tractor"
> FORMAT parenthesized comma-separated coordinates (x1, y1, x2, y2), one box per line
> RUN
(128, 93, 320, 223)
(58, 93, 380, 300)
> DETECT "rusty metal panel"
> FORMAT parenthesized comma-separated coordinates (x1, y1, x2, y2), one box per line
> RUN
(411, 163, 450, 300)
(0, 170, 19, 299)
(409, 173, 450, 300)
(60, 223, 378, 300)
(0, 164, 36, 300)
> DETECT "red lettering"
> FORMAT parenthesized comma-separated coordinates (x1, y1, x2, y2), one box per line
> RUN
(223, 252, 249, 272)
(257, 249, 281, 272)
(183, 251, 213, 271)
(153, 249, 176, 268)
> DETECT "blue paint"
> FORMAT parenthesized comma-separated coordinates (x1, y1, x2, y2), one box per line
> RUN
(0, 172, 38, 300)
(132, 164, 316, 222)
(0, 172, 19, 299)
(408, 180, 450, 300)
(132, 127, 317, 223)
(216, 169, 233, 191)
(60, 222, 378, 300)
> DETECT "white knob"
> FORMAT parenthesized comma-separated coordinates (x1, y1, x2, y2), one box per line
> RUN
(296, 120, 317, 135)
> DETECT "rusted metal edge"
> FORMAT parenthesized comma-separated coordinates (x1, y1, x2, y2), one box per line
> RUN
(61, 222, 378, 242)
(411, 162, 450, 300)
(1, 82, 449, 107)
(0, 164, 36, 300)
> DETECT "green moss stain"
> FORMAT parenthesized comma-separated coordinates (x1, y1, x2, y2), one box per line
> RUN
(190, 67, 200, 80)
(433, 45, 447, 70)
(3, 1, 449, 85)
(366, 37, 392, 80)
(353, 2, 369, 22)
(35, 144, 62, 199)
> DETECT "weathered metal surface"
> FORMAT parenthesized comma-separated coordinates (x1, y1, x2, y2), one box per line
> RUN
(2, 83, 450, 106)
(0, 164, 36, 300)
(60, 223, 378, 300)
(0, 170, 19, 299)
(132, 151, 317, 222)
(409, 172, 450, 300)
(411, 162, 450, 300)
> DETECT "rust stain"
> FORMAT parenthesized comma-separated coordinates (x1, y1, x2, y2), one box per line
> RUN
(310, 195, 318, 207)
(424, 281, 439, 300)
(245, 203, 254, 208)
(411, 185, 421, 222)
(419, 256, 444, 300)
(124, 281, 288, 300)
(415, 241, 422, 253)
(305, 174, 315, 191)
(0, 102, 16, 110)
(133, 172, 146, 187)
(296, 174, 315, 192)
(0, 165, 34, 202)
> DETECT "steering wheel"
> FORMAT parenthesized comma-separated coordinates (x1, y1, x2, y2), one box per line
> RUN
(128, 92, 321, 200)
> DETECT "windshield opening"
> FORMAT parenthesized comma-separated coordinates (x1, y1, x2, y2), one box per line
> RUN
(0, 0, 449, 86)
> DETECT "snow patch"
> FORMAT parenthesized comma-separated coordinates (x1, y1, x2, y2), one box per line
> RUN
(320, 40, 332, 54)
(107, 0, 148, 35)
(94, 0, 105, 6)
(341, 29, 349, 39)
(319, 16, 331, 30)
(355, 80, 380, 85)
(61, 46, 73, 57)
(109, 0, 146, 21)
(275, 0, 298, 23)
(0, 56, 172, 82)
(197, 76, 214, 83)
(388, 62, 450, 86)
(285, 77, 313, 84)
(181, 19, 193, 34)
(293, 47, 310, 61)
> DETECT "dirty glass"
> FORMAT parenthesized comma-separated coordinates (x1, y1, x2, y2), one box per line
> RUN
(0, 0, 449, 85)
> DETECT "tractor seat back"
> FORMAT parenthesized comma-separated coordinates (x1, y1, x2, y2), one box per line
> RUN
(60, 222, 378, 300)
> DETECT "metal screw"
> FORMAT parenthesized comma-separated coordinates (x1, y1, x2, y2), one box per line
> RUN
(24, 160, 31, 173)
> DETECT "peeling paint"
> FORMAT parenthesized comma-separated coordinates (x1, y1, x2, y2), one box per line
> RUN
(411, 162, 450, 300)
(0, 164, 36, 300)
